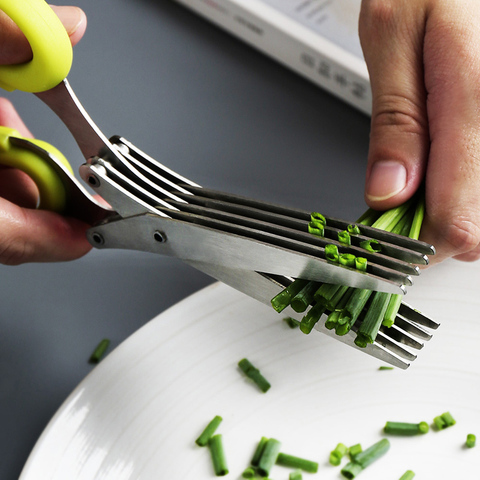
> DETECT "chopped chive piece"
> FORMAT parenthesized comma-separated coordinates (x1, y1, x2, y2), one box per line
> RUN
(311, 212, 326, 225)
(276, 452, 318, 473)
(238, 358, 271, 393)
(300, 302, 326, 334)
(466, 433, 476, 448)
(378, 366, 394, 370)
(196, 415, 223, 446)
(251, 436, 269, 466)
(355, 292, 391, 347)
(348, 443, 362, 460)
(384, 421, 429, 436)
(291, 281, 321, 313)
(383, 293, 403, 327)
(360, 239, 382, 253)
(348, 224, 361, 235)
(340, 461, 363, 479)
(354, 257, 367, 272)
(329, 442, 348, 466)
(271, 279, 309, 313)
(433, 411, 456, 429)
(339, 253, 356, 267)
(89, 338, 110, 364)
(399, 470, 415, 480)
(328, 285, 351, 311)
(257, 438, 282, 477)
(325, 309, 341, 330)
(325, 244, 339, 262)
(308, 221, 324, 236)
(283, 317, 300, 329)
(208, 434, 228, 476)
(314, 283, 346, 309)
(338, 230, 351, 245)
(242, 466, 256, 478)
(354, 438, 390, 468)
(289, 470, 303, 480)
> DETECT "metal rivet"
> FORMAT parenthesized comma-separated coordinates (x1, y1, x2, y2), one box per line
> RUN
(91, 232, 105, 246)
(88, 175, 100, 187)
(153, 231, 167, 243)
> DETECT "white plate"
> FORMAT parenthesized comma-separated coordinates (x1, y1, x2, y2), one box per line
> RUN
(21, 260, 480, 479)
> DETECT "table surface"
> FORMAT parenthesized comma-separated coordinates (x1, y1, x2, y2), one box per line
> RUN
(0, 1, 372, 478)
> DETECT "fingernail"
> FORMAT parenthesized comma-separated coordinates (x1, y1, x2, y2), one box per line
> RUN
(53, 6, 84, 35)
(366, 160, 407, 201)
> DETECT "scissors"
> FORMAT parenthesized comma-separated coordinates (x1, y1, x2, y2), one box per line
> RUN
(0, 0, 438, 367)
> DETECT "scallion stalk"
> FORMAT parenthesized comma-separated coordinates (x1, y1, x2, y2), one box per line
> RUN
(238, 358, 271, 393)
(208, 434, 229, 476)
(291, 281, 321, 313)
(276, 452, 319, 473)
(89, 338, 110, 364)
(271, 279, 309, 313)
(251, 436, 269, 466)
(257, 438, 282, 477)
(383, 421, 429, 436)
(196, 415, 223, 446)
(399, 470, 415, 480)
(383, 293, 403, 327)
(355, 292, 391, 347)
(300, 302, 326, 334)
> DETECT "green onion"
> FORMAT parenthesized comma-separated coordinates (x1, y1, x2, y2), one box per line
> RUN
(308, 221, 324, 236)
(300, 302, 326, 334)
(355, 292, 391, 347)
(383, 421, 429, 436)
(257, 438, 282, 477)
(360, 239, 382, 253)
(291, 281, 321, 313)
(399, 470, 415, 480)
(348, 443, 362, 460)
(251, 436, 269, 466)
(348, 224, 361, 235)
(378, 366, 394, 370)
(335, 289, 372, 337)
(289, 470, 303, 480)
(195, 415, 223, 446)
(208, 434, 228, 476)
(355, 257, 367, 271)
(356, 208, 379, 225)
(311, 212, 326, 225)
(325, 243, 340, 262)
(408, 193, 425, 240)
(329, 442, 348, 466)
(341, 438, 390, 478)
(242, 466, 256, 478)
(338, 230, 351, 245)
(271, 279, 309, 313)
(466, 433, 476, 448)
(339, 253, 356, 267)
(325, 309, 341, 331)
(433, 411, 456, 430)
(238, 358, 271, 393)
(371, 200, 413, 231)
(276, 452, 319, 473)
(383, 293, 403, 327)
(89, 338, 110, 364)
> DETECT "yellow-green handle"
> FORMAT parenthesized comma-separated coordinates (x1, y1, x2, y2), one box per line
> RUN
(0, 0, 73, 92)
(0, 126, 73, 212)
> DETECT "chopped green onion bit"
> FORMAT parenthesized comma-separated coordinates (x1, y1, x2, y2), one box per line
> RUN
(378, 366, 394, 370)
(433, 411, 456, 430)
(348, 443, 362, 460)
(276, 452, 318, 473)
(289, 470, 303, 480)
(195, 415, 223, 446)
(341, 438, 390, 479)
(238, 358, 271, 393)
(251, 436, 269, 466)
(89, 338, 110, 364)
(399, 470, 415, 480)
(466, 433, 476, 448)
(329, 442, 348, 466)
(283, 317, 300, 329)
(208, 434, 229, 476)
(242, 466, 256, 478)
(384, 421, 429, 436)
(257, 438, 282, 477)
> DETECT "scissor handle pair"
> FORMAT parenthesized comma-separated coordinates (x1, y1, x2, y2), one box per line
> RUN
(0, 0, 72, 92)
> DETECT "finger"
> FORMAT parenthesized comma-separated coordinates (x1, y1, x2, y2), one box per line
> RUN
(0, 5, 87, 65)
(418, 2, 480, 263)
(0, 167, 39, 208)
(0, 198, 91, 264)
(0, 97, 33, 137)
(359, 1, 430, 210)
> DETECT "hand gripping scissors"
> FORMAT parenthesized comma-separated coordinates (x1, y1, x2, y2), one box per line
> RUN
(0, 0, 438, 368)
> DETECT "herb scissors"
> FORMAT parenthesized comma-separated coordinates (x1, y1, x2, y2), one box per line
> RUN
(0, 0, 438, 368)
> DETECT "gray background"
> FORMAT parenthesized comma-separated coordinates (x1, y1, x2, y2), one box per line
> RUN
(0, 1, 370, 478)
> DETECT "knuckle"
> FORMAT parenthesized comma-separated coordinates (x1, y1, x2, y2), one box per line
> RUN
(442, 216, 480, 256)
(0, 237, 29, 265)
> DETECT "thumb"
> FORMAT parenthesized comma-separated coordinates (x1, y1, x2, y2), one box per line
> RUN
(359, 2, 430, 211)
(0, 5, 87, 65)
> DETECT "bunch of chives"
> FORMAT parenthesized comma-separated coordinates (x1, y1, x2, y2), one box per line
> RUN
(270, 189, 426, 347)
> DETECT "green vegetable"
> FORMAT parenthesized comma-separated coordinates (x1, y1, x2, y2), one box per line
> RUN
(251, 436, 269, 466)
(354, 256, 367, 271)
(433, 411, 456, 430)
(271, 279, 309, 313)
(257, 438, 282, 477)
(329, 442, 348, 466)
(238, 358, 271, 393)
(355, 292, 391, 347)
(466, 433, 476, 448)
(338, 230, 351, 245)
(399, 470, 415, 480)
(383, 293, 403, 327)
(341, 438, 390, 479)
(378, 366, 394, 370)
(290, 281, 321, 313)
(299, 302, 326, 334)
(195, 415, 223, 446)
(289, 470, 303, 480)
(339, 253, 356, 267)
(89, 338, 110, 364)
(325, 243, 340, 262)
(283, 317, 300, 329)
(348, 443, 362, 460)
(348, 224, 361, 235)
(242, 466, 256, 478)
(208, 434, 229, 476)
(383, 421, 429, 436)
(276, 452, 318, 473)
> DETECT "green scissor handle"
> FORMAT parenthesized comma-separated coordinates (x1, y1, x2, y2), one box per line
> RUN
(0, 126, 72, 212)
(0, 0, 72, 92)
